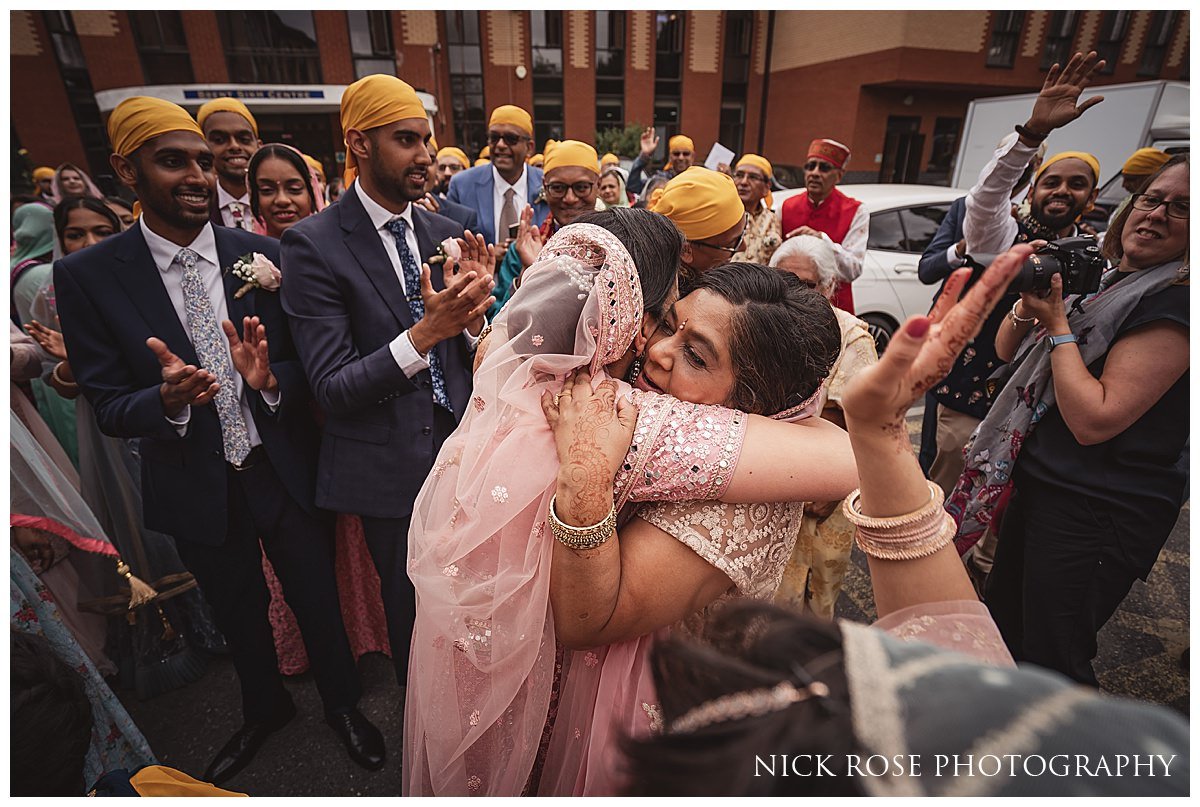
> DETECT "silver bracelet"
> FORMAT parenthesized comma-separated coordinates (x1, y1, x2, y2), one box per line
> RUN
(1009, 300, 1035, 330)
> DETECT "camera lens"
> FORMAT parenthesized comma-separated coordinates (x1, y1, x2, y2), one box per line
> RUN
(1008, 253, 1062, 293)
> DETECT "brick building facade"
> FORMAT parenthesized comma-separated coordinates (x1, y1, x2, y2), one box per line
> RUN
(10, 10, 1189, 190)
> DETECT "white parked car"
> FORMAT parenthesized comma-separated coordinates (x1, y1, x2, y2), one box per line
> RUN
(772, 184, 967, 353)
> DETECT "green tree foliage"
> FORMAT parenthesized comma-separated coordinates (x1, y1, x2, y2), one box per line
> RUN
(594, 122, 646, 160)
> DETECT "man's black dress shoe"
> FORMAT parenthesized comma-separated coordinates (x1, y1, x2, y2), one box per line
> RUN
(203, 695, 297, 785)
(326, 708, 386, 770)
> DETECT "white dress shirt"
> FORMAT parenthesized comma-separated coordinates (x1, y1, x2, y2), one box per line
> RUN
(491, 164, 528, 243)
(963, 138, 1039, 254)
(804, 197, 869, 284)
(217, 184, 254, 230)
(139, 218, 279, 440)
(355, 182, 479, 377)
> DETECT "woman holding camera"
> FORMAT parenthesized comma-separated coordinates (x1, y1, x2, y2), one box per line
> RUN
(950, 154, 1189, 686)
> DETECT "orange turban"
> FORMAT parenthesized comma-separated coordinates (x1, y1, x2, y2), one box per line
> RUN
(302, 153, 325, 182)
(107, 96, 205, 158)
(479, 145, 490, 160)
(736, 153, 774, 209)
(668, 135, 694, 154)
(437, 147, 470, 170)
(340, 74, 427, 185)
(600, 152, 620, 168)
(474, 158, 491, 167)
(196, 97, 258, 136)
(528, 153, 545, 167)
(1037, 151, 1100, 185)
(32, 166, 55, 182)
(648, 166, 743, 240)
(489, 105, 534, 136)
(543, 140, 599, 176)
(1121, 148, 1171, 176)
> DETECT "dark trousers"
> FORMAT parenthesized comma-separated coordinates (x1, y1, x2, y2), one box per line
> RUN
(174, 455, 360, 723)
(361, 406, 458, 686)
(918, 391, 939, 476)
(984, 480, 1139, 687)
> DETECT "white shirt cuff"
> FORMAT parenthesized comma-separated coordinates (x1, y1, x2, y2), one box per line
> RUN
(946, 243, 966, 269)
(166, 405, 190, 437)
(261, 389, 281, 411)
(391, 330, 430, 377)
(462, 327, 481, 350)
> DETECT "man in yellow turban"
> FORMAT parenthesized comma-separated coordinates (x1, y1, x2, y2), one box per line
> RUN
(627, 126, 696, 196)
(489, 140, 600, 317)
(649, 166, 745, 279)
(600, 152, 620, 169)
(60, 94, 386, 784)
(196, 97, 260, 231)
(281, 75, 493, 707)
(731, 154, 782, 265)
(32, 166, 56, 199)
(416, 139, 480, 232)
(433, 146, 469, 197)
(445, 103, 549, 245)
(528, 153, 544, 167)
(1120, 147, 1171, 194)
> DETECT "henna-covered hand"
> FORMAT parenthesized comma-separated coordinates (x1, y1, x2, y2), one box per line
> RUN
(840, 244, 1031, 430)
(541, 368, 638, 525)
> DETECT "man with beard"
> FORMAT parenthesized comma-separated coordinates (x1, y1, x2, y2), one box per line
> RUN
(487, 139, 602, 317)
(780, 139, 866, 313)
(53, 97, 383, 784)
(280, 75, 493, 687)
(626, 128, 695, 196)
(197, 98, 260, 232)
(928, 60, 1101, 502)
(648, 166, 747, 283)
(446, 105, 549, 246)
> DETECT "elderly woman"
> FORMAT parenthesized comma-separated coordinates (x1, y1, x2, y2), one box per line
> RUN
(770, 234, 878, 619)
(597, 167, 631, 209)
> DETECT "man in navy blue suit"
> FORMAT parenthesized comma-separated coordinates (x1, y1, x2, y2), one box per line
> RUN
(445, 104, 549, 246)
(280, 75, 493, 686)
(53, 98, 384, 785)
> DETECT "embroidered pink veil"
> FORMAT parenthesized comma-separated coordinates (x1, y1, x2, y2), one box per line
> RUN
(404, 223, 643, 796)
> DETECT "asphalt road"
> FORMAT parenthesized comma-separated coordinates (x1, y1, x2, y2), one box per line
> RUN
(116, 411, 1190, 796)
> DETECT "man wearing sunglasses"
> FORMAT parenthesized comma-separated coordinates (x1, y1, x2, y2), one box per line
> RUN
(488, 140, 602, 318)
(780, 139, 867, 314)
(626, 128, 696, 196)
(445, 104, 550, 246)
(648, 166, 746, 282)
(730, 153, 782, 265)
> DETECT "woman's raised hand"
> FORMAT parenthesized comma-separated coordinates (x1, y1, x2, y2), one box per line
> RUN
(453, 230, 496, 277)
(840, 244, 1031, 426)
(515, 205, 543, 269)
(541, 369, 638, 523)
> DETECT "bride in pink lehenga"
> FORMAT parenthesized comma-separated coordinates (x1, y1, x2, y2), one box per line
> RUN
(404, 209, 857, 796)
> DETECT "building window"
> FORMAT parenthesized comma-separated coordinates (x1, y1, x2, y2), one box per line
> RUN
(1040, 12, 1079, 70)
(531, 12, 564, 148)
(217, 11, 322, 85)
(444, 11, 485, 156)
(926, 116, 962, 182)
(42, 12, 110, 183)
(985, 11, 1024, 68)
(347, 11, 394, 79)
(1095, 11, 1130, 75)
(654, 12, 684, 100)
(127, 11, 194, 84)
(595, 11, 625, 130)
(1138, 11, 1180, 78)
(720, 11, 753, 152)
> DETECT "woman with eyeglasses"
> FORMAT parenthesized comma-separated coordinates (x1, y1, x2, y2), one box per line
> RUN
(487, 140, 601, 318)
(730, 154, 782, 265)
(950, 154, 1190, 687)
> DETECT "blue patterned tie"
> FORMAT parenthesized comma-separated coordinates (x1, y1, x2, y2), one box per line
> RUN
(383, 217, 453, 413)
(176, 248, 252, 464)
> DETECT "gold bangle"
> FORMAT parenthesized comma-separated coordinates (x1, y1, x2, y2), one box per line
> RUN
(842, 481, 944, 529)
(51, 362, 78, 389)
(474, 323, 493, 352)
(548, 493, 615, 550)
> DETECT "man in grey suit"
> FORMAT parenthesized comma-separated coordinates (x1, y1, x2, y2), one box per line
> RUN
(280, 75, 493, 683)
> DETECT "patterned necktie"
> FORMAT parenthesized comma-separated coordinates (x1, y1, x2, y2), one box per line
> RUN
(229, 201, 251, 231)
(176, 248, 252, 464)
(383, 217, 453, 413)
(497, 187, 517, 243)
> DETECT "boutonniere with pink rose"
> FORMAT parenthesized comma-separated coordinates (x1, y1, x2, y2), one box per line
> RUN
(427, 237, 463, 266)
(228, 252, 281, 298)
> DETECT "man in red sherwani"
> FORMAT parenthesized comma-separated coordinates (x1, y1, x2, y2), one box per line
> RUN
(781, 139, 868, 313)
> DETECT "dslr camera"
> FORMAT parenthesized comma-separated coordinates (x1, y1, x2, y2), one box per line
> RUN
(968, 236, 1106, 296)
